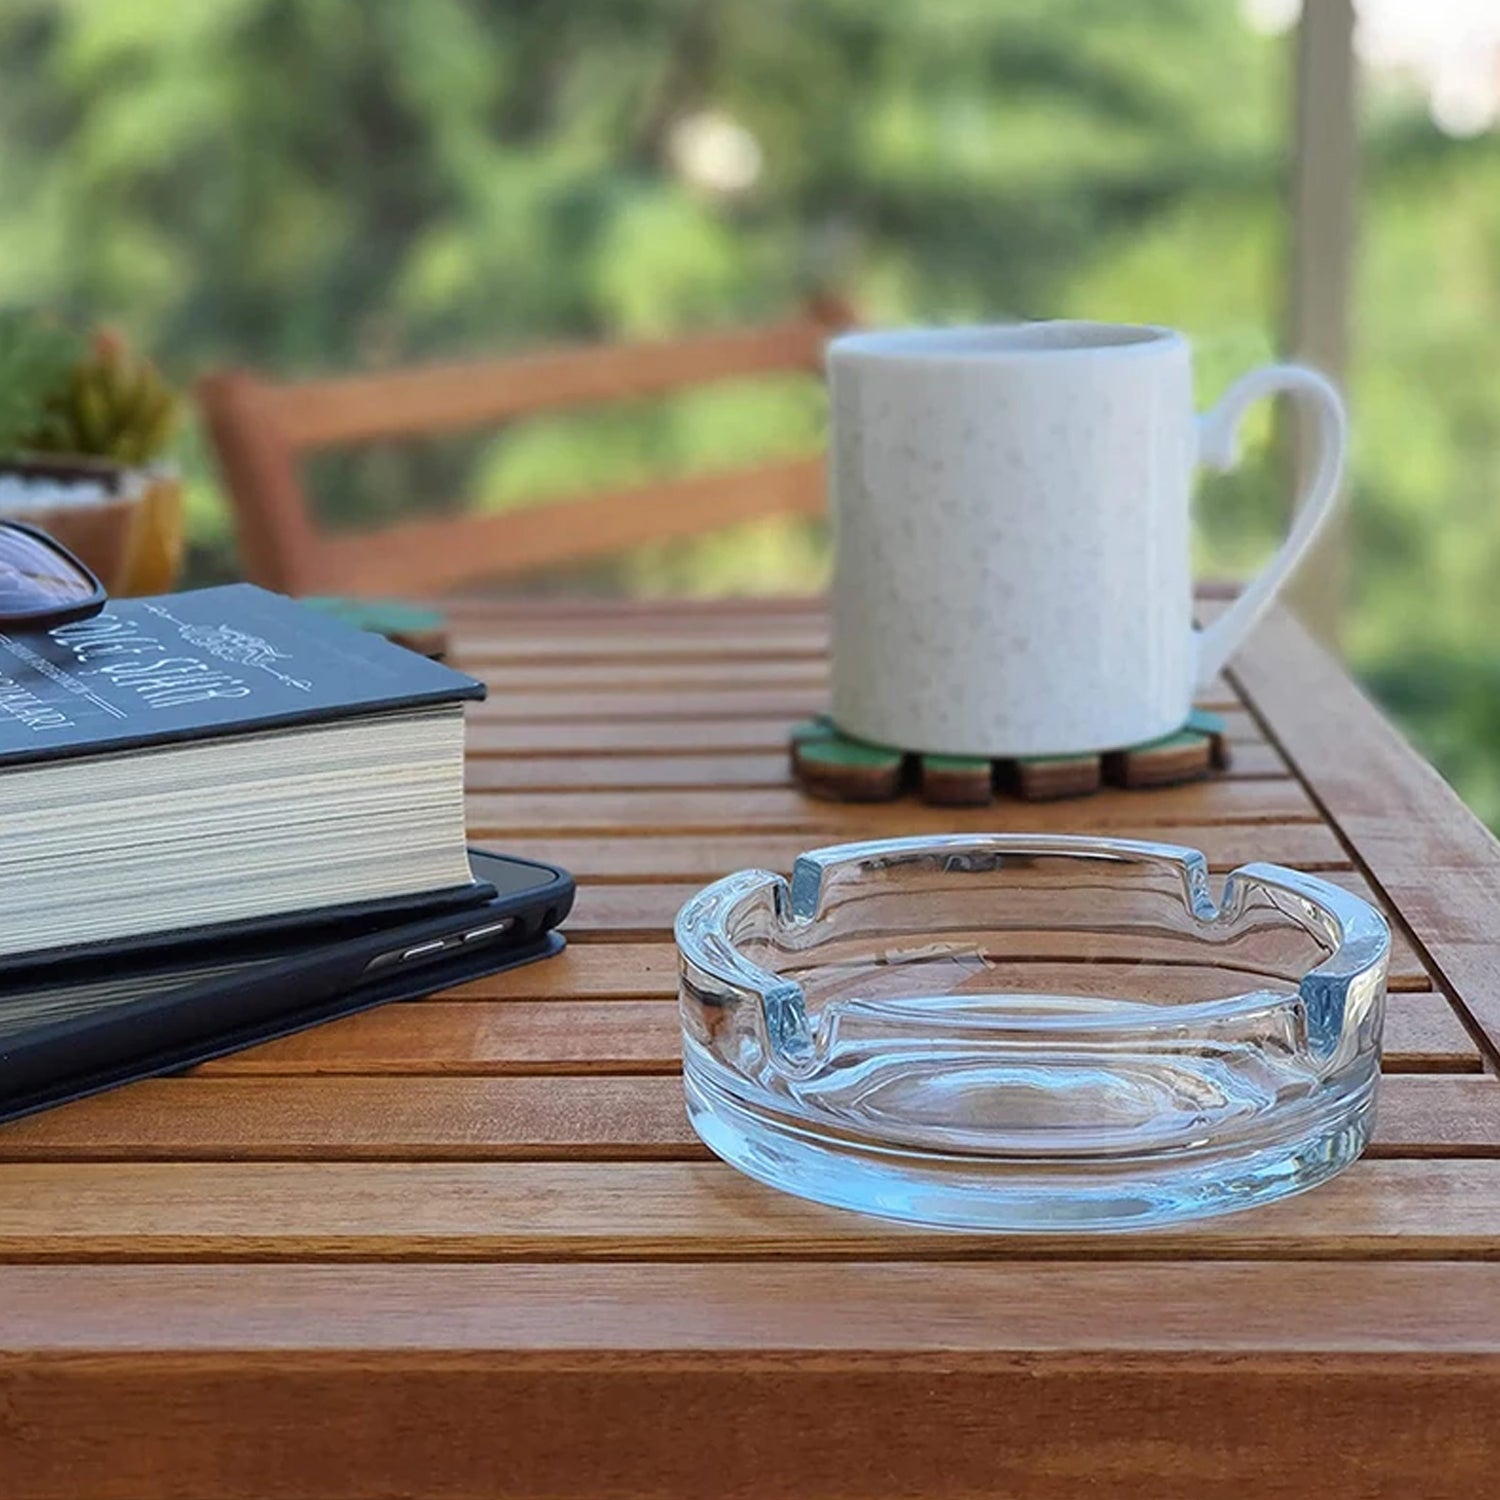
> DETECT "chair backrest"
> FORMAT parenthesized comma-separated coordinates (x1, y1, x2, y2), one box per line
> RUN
(198, 300, 852, 596)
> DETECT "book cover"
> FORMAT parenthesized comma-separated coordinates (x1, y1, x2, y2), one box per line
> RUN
(0, 583, 483, 768)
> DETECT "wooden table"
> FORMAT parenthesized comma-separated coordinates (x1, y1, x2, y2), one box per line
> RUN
(4, 595, 1500, 1499)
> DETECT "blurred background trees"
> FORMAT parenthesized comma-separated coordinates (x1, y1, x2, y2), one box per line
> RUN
(1, 0, 1499, 819)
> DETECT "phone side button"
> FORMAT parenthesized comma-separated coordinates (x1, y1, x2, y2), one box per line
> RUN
(462, 919, 516, 943)
(401, 939, 451, 962)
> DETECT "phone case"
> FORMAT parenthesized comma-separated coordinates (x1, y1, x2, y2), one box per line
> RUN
(0, 855, 575, 1124)
(0, 932, 565, 1125)
(0, 876, 499, 977)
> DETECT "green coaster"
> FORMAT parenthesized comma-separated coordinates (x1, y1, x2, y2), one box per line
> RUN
(790, 713, 1228, 804)
(1012, 752, 1103, 801)
(793, 727, 908, 802)
(1185, 707, 1230, 768)
(919, 754, 994, 806)
(302, 597, 448, 658)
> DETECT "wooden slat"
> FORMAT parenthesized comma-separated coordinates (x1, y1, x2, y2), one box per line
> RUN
(469, 714, 817, 755)
(464, 742, 1287, 791)
(4, 1260, 1497, 1353)
(1, 1158, 1499, 1261)
(203, 1000, 684, 1076)
(469, 658, 833, 690)
(469, 683, 1254, 736)
(1233, 607, 1500, 1066)
(198, 370, 323, 592)
(466, 779, 1317, 835)
(441, 593, 831, 618)
(2, 1266, 1497, 1500)
(492, 824, 1352, 880)
(0, 1075, 700, 1162)
(470, 684, 838, 721)
(1383, 993, 1485, 1071)
(462, 654, 1236, 711)
(567, 862, 1384, 928)
(441, 942, 681, 998)
(466, 708, 1270, 754)
(417, 939, 1432, 1021)
(456, 627, 834, 663)
(269, 318, 827, 448)
(460, 627, 831, 664)
(320, 456, 827, 596)
(0, 1073, 1488, 1163)
(195, 989, 1479, 1078)
(552, 879, 1432, 986)
(469, 751, 795, 791)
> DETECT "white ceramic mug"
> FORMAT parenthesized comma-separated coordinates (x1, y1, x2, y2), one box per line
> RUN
(827, 321, 1346, 757)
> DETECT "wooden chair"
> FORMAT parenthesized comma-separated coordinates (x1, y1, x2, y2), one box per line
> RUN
(198, 300, 852, 596)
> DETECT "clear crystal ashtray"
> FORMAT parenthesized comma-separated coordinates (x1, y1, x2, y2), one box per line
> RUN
(675, 835, 1390, 1231)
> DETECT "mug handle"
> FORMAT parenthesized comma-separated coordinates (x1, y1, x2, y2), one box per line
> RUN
(1194, 364, 1347, 685)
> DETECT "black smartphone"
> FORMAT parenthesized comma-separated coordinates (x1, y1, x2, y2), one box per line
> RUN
(0, 849, 574, 1123)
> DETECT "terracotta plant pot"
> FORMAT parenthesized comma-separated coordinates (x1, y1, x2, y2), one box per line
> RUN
(119, 469, 184, 596)
(0, 457, 183, 596)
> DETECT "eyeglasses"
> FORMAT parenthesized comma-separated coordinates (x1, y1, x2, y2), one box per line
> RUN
(0, 522, 108, 629)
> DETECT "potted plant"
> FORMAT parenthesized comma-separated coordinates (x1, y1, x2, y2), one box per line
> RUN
(0, 312, 182, 595)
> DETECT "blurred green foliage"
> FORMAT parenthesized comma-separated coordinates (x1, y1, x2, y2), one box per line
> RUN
(0, 1, 1498, 818)
(0, 311, 81, 456)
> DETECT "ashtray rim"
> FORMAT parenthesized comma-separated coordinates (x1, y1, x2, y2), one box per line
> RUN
(674, 833, 1391, 1050)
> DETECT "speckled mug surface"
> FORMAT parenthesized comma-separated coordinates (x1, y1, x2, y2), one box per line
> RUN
(827, 321, 1347, 758)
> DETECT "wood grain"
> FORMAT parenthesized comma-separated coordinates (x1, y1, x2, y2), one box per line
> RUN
(0, 1158, 1499, 1261)
(1383, 993, 1485, 1071)
(467, 706, 1272, 755)
(202, 308, 847, 595)
(318, 456, 827, 596)
(404, 942, 1415, 1003)
(3, 1347, 1498, 1500)
(550, 879, 1434, 986)
(0, 1072, 1488, 1162)
(195, 988, 1481, 1078)
(468, 750, 798, 791)
(203, 999, 685, 1075)
(439, 593, 829, 616)
(268, 316, 831, 448)
(436, 941, 682, 997)
(491, 823, 1352, 879)
(466, 778, 1318, 834)
(4, 1262, 1499, 1500)
(459, 657, 1245, 708)
(470, 657, 833, 690)
(461, 626, 831, 664)
(4, 1259, 1498, 1353)
(457, 742, 1276, 791)
(1233, 606, 1500, 1068)
(10, 593, 1498, 1497)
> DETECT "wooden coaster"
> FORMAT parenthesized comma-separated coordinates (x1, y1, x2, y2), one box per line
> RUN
(1103, 729, 1211, 789)
(790, 713, 1229, 805)
(302, 597, 449, 659)
(790, 720, 907, 802)
(1012, 753, 1104, 802)
(919, 754, 994, 806)
(1186, 706, 1231, 769)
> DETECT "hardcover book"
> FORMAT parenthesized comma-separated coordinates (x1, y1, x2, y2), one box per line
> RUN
(0, 583, 484, 961)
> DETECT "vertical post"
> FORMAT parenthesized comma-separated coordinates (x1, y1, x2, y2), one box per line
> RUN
(1285, 0, 1359, 647)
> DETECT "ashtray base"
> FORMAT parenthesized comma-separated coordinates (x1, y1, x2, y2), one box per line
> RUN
(685, 1055, 1376, 1233)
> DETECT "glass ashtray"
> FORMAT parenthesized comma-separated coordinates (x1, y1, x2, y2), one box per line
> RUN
(675, 834, 1390, 1231)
